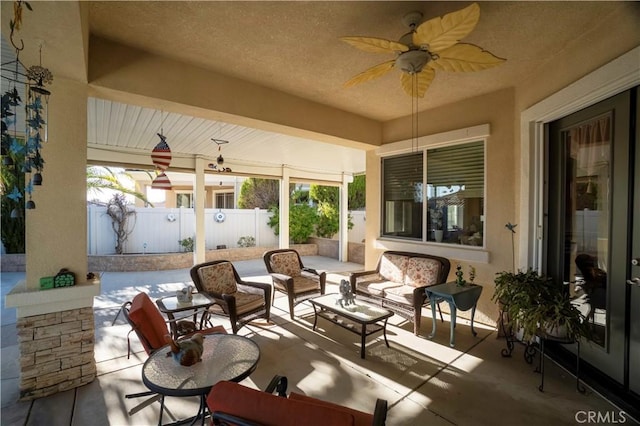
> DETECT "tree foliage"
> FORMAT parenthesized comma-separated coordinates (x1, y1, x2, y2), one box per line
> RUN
(348, 174, 366, 210)
(87, 166, 152, 206)
(237, 178, 279, 209)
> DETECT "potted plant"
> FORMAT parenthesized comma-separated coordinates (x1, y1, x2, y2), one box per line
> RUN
(493, 268, 589, 342)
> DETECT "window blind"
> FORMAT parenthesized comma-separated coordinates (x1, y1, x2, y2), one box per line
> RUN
(427, 141, 484, 192)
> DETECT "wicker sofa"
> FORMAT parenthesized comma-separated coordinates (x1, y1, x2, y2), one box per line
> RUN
(349, 251, 450, 335)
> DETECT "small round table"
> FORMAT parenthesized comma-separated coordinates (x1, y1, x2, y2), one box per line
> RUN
(142, 334, 260, 425)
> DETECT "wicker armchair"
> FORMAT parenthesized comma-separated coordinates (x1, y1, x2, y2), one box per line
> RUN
(190, 260, 272, 334)
(263, 249, 326, 320)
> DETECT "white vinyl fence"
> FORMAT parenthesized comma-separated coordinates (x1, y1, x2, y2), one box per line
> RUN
(88, 206, 367, 255)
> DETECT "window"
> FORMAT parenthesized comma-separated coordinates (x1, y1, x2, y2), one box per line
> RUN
(216, 192, 234, 209)
(382, 152, 423, 239)
(176, 193, 193, 208)
(382, 140, 485, 246)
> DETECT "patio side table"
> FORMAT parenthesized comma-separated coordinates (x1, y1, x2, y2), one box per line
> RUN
(425, 282, 483, 347)
(156, 293, 216, 339)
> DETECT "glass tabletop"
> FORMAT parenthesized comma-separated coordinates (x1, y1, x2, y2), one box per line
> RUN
(156, 292, 215, 313)
(310, 293, 393, 322)
(142, 334, 260, 397)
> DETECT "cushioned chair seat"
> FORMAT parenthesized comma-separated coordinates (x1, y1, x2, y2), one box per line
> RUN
(382, 285, 416, 305)
(356, 280, 403, 297)
(207, 380, 384, 426)
(233, 291, 267, 315)
(291, 276, 322, 294)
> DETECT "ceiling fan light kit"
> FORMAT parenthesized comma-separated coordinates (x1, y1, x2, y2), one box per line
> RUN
(341, 2, 505, 98)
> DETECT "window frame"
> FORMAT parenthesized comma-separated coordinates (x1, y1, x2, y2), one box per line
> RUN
(215, 191, 234, 209)
(375, 124, 491, 264)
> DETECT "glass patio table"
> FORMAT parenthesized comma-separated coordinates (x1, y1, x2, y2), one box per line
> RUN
(309, 293, 394, 359)
(142, 333, 260, 426)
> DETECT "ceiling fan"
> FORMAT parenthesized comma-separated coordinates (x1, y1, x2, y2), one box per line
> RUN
(341, 3, 505, 98)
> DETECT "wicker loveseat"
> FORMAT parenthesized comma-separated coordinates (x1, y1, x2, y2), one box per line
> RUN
(349, 251, 450, 335)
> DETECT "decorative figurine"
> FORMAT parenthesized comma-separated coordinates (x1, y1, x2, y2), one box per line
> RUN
(455, 264, 467, 287)
(166, 333, 204, 366)
(337, 279, 356, 308)
(176, 285, 194, 303)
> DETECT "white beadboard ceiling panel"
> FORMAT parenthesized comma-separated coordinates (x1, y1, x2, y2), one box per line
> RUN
(87, 98, 366, 178)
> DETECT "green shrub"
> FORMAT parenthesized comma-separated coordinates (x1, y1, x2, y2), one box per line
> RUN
(268, 204, 318, 243)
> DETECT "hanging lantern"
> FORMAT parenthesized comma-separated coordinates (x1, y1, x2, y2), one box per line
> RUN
(10, 207, 22, 218)
(151, 133, 172, 170)
(151, 172, 172, 190)
(25, 199, 36, 209)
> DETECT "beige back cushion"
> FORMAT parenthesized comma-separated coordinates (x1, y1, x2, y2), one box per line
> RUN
(404, 257, 441, 287)
(270, 252, 302, 277)
(198, 262, 237, 294)
(378, 254, 408, 283)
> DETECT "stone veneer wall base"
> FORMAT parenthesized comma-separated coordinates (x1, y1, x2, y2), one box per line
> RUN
(16, 307, 96, 400)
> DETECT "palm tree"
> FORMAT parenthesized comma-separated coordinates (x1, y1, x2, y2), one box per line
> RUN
(87, 166, 153, 206)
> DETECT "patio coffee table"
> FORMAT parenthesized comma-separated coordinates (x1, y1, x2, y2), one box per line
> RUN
(309, 294, 394, 359)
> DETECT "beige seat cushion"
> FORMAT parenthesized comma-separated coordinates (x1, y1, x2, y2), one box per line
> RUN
(383, 284, 416, 305)
(233, 291, 266, 314)
(404, 257, 441, 287)
(270, 252, 302, 277)
(197, 262, 237, 294)
(355, 279, 402, 297)
(291, 276, 319, 294)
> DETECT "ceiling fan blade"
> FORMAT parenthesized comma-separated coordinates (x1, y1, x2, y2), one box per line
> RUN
(400, 68, 435, 98)
(429, 43, 505, 72)
(413, 2, 480, 53)
(344, 60, 396, 87)
(341, 36, 409, 54)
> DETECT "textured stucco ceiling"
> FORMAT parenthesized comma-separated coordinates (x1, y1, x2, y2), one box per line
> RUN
(87, 1, 635, 122)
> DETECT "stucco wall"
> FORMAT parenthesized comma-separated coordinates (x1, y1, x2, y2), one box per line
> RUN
(367, 88, 516, 326)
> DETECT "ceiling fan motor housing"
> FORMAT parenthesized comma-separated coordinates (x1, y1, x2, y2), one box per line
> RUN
(396, 49, 430, 74)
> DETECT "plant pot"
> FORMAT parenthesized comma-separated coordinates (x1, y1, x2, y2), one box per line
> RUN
(544, 323, 568, 339)
(434, 230, 444, 242)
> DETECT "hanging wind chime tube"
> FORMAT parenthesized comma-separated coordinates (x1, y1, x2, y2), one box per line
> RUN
(25, 44, 52, 208)
(151, 111, 173, 190)
(2, 2, 53, 215)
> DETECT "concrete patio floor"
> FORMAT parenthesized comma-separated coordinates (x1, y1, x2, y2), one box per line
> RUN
(1, 256, 636, 425)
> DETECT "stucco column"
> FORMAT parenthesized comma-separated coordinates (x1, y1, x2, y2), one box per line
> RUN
(5, 77, 100, 400)
(279, 166, 290, 248)
(194, 156, 206, 264)
(25, 77, 88, 288)
(339, 173, 351, 262)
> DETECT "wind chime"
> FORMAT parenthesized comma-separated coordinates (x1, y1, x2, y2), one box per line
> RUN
(150, 112, 172, 189)
(208, 123, 232, 173)
(1, 1, 53, 217)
